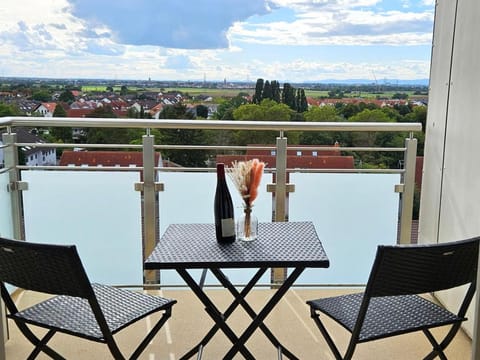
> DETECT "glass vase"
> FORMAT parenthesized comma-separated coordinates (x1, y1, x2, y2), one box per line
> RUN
(236, 206, 258, 241)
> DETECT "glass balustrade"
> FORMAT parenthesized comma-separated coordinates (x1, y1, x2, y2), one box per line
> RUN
(289, 172, 400, 285)
(1, 117, 420, 287)
(21, 170, 143, 285)
(0, 171, 13, 238)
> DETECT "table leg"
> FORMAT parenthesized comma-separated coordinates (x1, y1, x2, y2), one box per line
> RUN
(223, 267, 305, 360)
(176, 268, 257, 360)
(211, 268, 300, 360)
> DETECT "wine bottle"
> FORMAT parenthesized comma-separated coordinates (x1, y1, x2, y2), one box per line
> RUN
(214, 163, 235, 243)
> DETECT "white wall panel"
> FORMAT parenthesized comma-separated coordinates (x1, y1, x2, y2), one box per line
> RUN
(418, 0, 458, 244)
(420, 0, 480, 338)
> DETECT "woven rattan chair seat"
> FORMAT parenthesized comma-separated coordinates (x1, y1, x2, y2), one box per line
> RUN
(11, 283, 175, 342)
(309, 292, 462, 342)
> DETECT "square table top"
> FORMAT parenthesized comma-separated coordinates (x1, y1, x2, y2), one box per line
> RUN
(145, 221, 329, 269)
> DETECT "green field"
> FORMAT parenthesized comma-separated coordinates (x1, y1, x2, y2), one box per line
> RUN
(80, 85, 425, 101)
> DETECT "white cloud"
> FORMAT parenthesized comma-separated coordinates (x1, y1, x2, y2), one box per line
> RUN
(0, 0, 434, 81)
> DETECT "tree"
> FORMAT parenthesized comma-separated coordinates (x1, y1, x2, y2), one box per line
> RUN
(32, 90, 51, 102)
(253, 78, 264, 104)
(0, 103, 19, 116)
(158, 103, 209, 167)
(85, 105, 141, 144)
(51, 104, 72, 144)
(338, 103, 361, 119)
(196, 104, 209, 119)
(349, 109, 399, 167)
(120, 85, 128, 96)
(271, 80, 281, 103)
(296, 88, 308, 113)
(212, 94, 248, 120)
(301, 106, 345, 145)
(282, 83, 296, 110)
(58, 90, 75, 103)
(232, 99, 298, 145)
(262, 80, 272, 100)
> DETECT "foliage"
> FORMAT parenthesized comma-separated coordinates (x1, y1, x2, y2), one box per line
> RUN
(0, 103, 19, 116)
(50, 104, 72, 151)
(58, 90, 75, 103)
(301, 106, 346, 145)
(253, 78, 264, 104)
(282, 83, 296, 110)
(31, 90, 51, 102)
(85, 105, 141, 144)
(157, 103, 210, 167)
(213, 94, 249, 120)
(233, 99, 299, 145)
(120, 85, 128, 96)
(196, 104, 209, 119)
(296, 88, 308, 112)
(392, 92, 409, 99)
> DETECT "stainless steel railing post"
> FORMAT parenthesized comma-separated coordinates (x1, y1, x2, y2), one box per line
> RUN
(141, 134, 158, 284)
(271, 134, 288, 285)
(398, 135, 417, 244)
(2, 132, 23, 240)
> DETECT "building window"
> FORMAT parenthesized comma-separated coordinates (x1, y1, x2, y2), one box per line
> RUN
(312, 151, 318, 157)
(296, 151, 302, 156)
(270, 150, 276, 156)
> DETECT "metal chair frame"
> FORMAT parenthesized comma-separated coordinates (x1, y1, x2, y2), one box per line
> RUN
(307, 237, 479, 360)
(0, 236, 176, 359)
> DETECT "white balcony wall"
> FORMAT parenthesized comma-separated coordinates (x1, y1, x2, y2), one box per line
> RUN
(21, 171, 143, 285)
(158, 171, 273, 285)
(289, 173, 400, 284)
(420, 0, 480, 339)
(0, 172, 13, 238)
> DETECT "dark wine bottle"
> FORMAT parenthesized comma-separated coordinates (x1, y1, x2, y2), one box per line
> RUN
(214, 163, 235, 243)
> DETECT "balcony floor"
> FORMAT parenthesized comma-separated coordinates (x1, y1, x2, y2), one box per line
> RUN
(6, 288, 472, 359)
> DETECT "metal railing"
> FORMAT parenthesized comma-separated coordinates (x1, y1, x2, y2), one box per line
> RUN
(1, 116, 422, 284)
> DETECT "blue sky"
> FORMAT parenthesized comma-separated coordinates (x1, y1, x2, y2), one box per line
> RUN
(0, 0, 435, 82)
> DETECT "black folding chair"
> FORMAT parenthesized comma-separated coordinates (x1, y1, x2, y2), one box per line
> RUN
(0, 236, 176, 359)
(307, 237, 479, 360)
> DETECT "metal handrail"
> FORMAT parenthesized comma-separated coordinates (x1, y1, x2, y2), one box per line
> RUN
(0, 116, 422, 132)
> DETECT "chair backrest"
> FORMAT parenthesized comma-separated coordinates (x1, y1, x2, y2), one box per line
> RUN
(365, 237, 480, 298)
(0, 237, 94, 299)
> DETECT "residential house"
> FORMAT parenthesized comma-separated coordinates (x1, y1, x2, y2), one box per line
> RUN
(34, 102, 57, 117)
(0, 127, 57, 167)
(217, 144, 355, 170)
(59, 150, 163, 169)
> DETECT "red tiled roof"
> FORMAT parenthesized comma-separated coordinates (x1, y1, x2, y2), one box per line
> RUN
(67, 109, 94, 118)
(59, 151, 161, 167)
(216, 155, 354, 169)
(42, 102, 57, 113)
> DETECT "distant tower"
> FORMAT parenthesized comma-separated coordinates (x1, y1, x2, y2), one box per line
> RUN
(203, 73, 206, 85)
(224, 77, 227, 86)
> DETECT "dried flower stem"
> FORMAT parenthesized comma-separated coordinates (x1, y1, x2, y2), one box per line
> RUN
(227, 159, 265, 239)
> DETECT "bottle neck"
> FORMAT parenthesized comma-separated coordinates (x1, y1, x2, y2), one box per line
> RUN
(216, 163, 226, 180)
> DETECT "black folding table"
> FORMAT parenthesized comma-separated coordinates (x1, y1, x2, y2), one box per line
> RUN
(144, 221, 329, 360)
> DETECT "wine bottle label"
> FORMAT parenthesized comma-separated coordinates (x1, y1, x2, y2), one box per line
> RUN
(221, 218, 235, 237)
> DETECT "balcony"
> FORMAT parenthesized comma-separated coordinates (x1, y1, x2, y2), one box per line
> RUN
(2, 286, 471, 359)
(1, 115, 474, 359)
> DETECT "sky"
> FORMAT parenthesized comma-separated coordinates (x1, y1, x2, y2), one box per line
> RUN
(0, 0, 435, 83)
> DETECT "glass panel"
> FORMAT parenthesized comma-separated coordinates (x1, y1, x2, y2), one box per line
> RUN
(158, 171, 273, 285)
(289, 173, 400, 285)
(0, 172, 13, 238)
(21, 171, 142, 285)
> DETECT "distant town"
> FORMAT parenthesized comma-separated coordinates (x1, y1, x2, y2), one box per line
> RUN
(0, 76, 427, 186)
